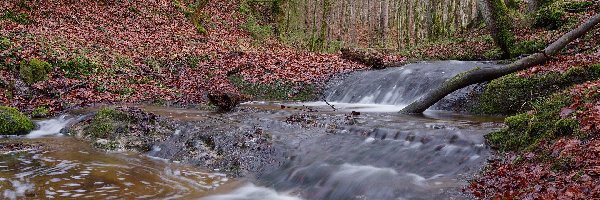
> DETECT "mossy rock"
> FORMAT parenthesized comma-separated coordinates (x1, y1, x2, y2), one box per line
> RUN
(474, 65, 600, 115)
(19, 58, 52, 85)
(74, 107, 174, 152)
(0, 106, 35, 135)
(84, 108, 130, 139)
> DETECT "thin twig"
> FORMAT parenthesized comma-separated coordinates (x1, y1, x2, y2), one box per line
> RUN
(322, 97, 336, 111)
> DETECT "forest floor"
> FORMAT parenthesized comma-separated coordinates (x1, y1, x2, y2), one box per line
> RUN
(1, 0, 600, 199)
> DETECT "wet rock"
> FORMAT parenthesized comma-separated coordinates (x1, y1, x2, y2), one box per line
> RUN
(432, 83, 487, 113)
(207, 92, 247, 112)
(68, 107, 175, 152)
(149, 122, 279, 177)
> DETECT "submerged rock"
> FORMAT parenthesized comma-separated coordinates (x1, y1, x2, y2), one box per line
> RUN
(0, 140, 43, 154)
(0, 106, 35, 135)
(148, 117, 279, 177)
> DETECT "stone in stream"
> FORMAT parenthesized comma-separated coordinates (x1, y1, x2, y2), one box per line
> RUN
(68, 107, 176, 152)
(207, 92, 249, 112)
(66, 106, 280, 177)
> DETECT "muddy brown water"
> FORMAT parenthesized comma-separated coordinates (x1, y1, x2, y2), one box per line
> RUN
(0, 136, 230, 199)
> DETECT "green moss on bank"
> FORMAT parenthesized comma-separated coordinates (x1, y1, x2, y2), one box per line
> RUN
(533, 2, 565, 30)
(229, 75, 317, 101)
(19, 58, 52, 85)
(55, 56, 98, 79)
(532, 0, 593, 30)
(31, 106, 49, 118)
(511, 39, 546, 57)
(486, 92, 579, 152)
(475, 65, 600, 115)
(0, 106, 35, 135)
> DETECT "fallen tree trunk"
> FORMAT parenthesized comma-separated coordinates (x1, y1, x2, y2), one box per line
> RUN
(401, 14, 600, 114)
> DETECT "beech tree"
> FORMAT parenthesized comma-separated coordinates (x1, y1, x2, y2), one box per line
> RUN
(479, 0, 514, 58)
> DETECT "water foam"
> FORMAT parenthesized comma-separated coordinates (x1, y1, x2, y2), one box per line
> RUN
(200, 184, 302, 200)
(27, 115, 75, 138)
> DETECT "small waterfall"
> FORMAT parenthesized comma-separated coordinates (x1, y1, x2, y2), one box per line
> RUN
(27, 115, 82, 138)
(325, 61, 500, 107)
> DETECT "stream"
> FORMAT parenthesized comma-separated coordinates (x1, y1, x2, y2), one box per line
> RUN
(1, 61, 503, 199)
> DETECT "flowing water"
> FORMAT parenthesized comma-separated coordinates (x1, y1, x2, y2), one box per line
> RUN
(325, 60, 500, 108)
(0, 117, 230, 199)
(0, 61, 502, 199)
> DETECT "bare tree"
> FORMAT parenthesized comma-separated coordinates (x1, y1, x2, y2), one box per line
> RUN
(380, 0, 389, 47)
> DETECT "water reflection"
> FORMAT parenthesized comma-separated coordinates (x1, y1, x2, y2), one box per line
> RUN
(0, 137, 228, 199)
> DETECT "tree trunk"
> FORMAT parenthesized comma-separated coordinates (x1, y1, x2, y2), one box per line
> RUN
(401, 14, 600, 114)
(380, 0, 389, 47)
(527, 0, 543, 13)
(310, 0, 318, 51)
(479, 0, 514, 58)
(319, 0, 332, 51)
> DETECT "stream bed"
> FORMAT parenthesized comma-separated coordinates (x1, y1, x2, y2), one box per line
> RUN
(1, 102, 501, 199)
(1, 61, 503, 199)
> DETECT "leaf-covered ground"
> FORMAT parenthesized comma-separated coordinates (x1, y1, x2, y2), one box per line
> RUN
(0, 0, 371, 112)
(467, 3, 600, 198)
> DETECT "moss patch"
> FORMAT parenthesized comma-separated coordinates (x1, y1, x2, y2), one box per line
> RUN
(485, 92, 578, 152)
(239, 0, 274, 41)
(229, 75, 317, 101)
(0, 37, 11, 51)
(174, 0, 209, 35)
(511, 39, 546, 57)
(474, 65, 600, 115)
(55, 56, 98, 79)
(1, 11, 32, 24)
(84, 108, 130, 139)
(31, 106, 49, 118)
(533, 1, 566, 30)
(73, 107, 175, 152)
(563, 1, 595, 13)
(19, 58, 52, 85)
(0, 106, 35, 135)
